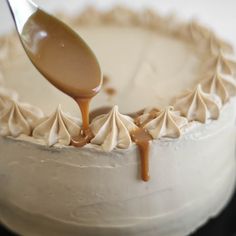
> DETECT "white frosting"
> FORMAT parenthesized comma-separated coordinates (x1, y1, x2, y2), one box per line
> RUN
(201, 72, 236, 103)
(0, 101, 235, 236)
(207, 50, 236, 75)
(90, 105, 137, 151)
(33, 105, 81, 146)
(208, 35, 234, 55)
(0, 88, 17, 111)
(182, 21, 210, 43)
(174, 85, 221, 123)
(0, 100, 43, 137)
(141, 106, 188, 139)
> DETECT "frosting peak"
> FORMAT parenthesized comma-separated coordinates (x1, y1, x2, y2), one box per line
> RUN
(33, 105, 81, 146)
(187, 21, 210, 42)
(138, 106, 187, 139)
(201, 72, 236, 104)
(0, 100, 43, 137)
(173, 85, 221, 123)
(208, 35, 234, 55)
(90, 105, 138, 151)
(207, 50, 236, 75)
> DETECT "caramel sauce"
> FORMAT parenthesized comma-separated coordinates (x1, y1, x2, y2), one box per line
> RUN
(22, 9, 102, 140)
(131, 128, 152, 182)
(70, 128, 94, 147)
(104, 87, 117, 97)
(128, 109, 145, 119)
(132, 109, 161, 181)
(134, 108, 160, 127)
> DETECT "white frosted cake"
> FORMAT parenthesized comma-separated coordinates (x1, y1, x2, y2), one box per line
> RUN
(0, 7, 236, 236)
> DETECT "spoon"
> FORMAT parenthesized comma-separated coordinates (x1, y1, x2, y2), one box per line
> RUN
(6, 0, 103, 130)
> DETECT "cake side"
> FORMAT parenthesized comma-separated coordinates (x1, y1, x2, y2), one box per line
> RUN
(0, 101, 235, 236)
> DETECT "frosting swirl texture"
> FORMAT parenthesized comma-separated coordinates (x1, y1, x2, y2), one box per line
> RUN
(207, 51, 236, 75)
(139, 106, 187, 139)
(201, 72, 236, 103)
(173, 85, 221, 123)
(33, 106, 81, 146)
(90, 105, 137, 151)
(208, 36, 234, 55)
(0, 100, 43, 137)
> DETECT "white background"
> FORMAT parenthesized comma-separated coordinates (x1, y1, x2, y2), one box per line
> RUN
(0, 0, 236, 46)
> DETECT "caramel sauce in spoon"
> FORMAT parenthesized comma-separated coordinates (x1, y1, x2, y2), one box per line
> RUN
(22, 9, 102, 143)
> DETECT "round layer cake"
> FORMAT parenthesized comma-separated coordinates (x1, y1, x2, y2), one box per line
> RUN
(0, 7, 236, 236)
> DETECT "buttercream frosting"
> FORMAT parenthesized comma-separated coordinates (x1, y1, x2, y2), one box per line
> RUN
(0, 100, 43, 137)
(90, 105, 137, 151)
(173, 85, 221, 123)
(208, 35, 234, 55)
(33, 105, 81, 146)
(186, 21, 210, 43)
(201, 72, 236, 104)
(207, 50, 236, 75)
(139, 106, 188, 139)
(0, 88, 17, 111)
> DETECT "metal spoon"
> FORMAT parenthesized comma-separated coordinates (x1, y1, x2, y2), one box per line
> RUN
(6, 0, 103, 130)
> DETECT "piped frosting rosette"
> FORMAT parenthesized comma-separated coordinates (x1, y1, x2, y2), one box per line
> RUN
(90, 105, 138, 151)
(33, 105, 81, 146)
(137, 106, 188, 139)
(173, 85, 221, 123)
(0, 89, 44, 137)
(201, 72, 236, 104)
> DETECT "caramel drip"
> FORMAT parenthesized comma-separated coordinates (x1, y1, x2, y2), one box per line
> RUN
(134, 108, 160, 127)
(128, 109, 145, 119)
(75, 98, 90, 130)
(71, 128, 94, 147)
(131, 128, 153, 182)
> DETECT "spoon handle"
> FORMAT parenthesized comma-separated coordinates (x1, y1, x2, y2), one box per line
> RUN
(6, 0, 37, 33)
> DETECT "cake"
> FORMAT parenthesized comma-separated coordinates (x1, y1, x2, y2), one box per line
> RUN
(0, 7, 236, 236)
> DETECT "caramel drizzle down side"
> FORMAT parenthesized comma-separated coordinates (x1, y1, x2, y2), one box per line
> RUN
(131, 127, 153, 182)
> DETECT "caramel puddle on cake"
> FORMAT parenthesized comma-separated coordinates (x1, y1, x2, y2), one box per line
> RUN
(21, 9, 102, 145)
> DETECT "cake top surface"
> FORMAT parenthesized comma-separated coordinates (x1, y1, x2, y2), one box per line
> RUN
(0, 7, 236, 152)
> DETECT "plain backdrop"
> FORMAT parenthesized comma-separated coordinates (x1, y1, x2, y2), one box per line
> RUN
(0, 0, 236, 47)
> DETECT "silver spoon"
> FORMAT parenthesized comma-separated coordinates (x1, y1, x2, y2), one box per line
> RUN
(6, 0, 103, 130)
